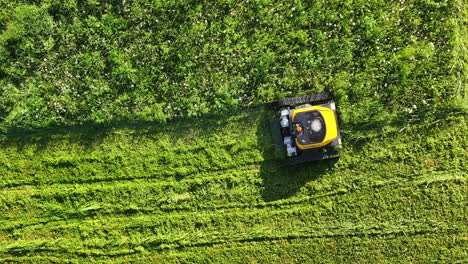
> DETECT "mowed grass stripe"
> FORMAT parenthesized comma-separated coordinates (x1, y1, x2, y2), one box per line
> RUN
(0, 112, 465, 261)
(0, 220, 465, 258)
(0, 164, 261, 200)
(0, 112, 266, 187)
(1, 110, 466, 189)
(0, 159, 263, 190)
(114, 231, 468, 264)
(0, 170, 465, 228)
(2, 231, 466, 264)
(0, 110, 466, 188)
(0, 168, 465, 229)
(1, 179, 465, 251)
(2, 186, 465, 246)
(0, 144, 264, 188)
(0, 113, 466, 216)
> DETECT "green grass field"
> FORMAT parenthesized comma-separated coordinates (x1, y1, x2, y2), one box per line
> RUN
(0, 0, 467, 263)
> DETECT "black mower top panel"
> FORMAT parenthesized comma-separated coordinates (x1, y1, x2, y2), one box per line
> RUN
(292, 110, 326, 146)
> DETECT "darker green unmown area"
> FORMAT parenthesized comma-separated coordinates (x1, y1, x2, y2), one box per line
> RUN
(0, 0, 465, 130)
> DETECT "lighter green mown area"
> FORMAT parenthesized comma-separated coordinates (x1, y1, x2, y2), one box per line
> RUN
(0, 107, 467, 263)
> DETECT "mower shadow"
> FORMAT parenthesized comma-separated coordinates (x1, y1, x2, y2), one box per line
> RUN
(256, 109, 338, 202)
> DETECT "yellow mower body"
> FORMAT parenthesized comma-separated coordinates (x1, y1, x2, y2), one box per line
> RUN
(292, 106, 338, 149)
